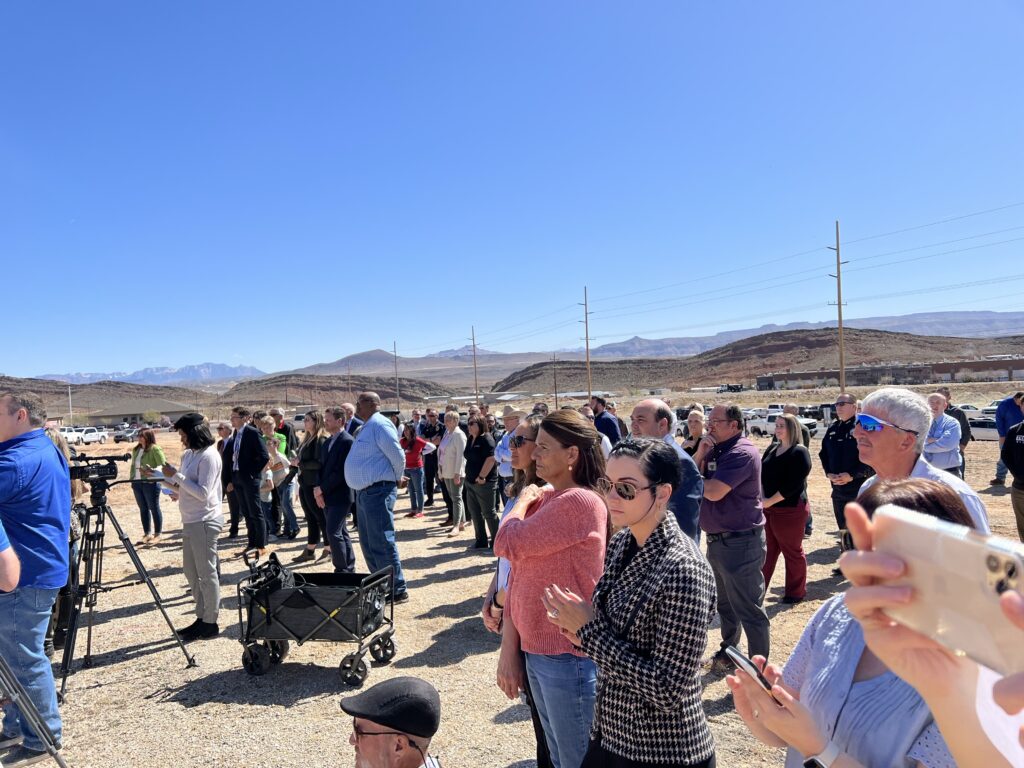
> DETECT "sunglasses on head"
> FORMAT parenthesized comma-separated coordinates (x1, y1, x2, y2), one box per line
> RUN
(855, 413, 920, 436)
(509, 435, 535, 448)
(596, 477, 655, 501)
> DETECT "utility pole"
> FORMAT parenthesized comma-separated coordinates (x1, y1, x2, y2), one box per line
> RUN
(552, 353, 559, 409)
(828, 219, 849, 393)
(580, 286, 593, 399)
(470, 326, 481, 405)
(393, 341, 401, 410)
(347, 364, 353, 399)
(68, 385, 73, 426)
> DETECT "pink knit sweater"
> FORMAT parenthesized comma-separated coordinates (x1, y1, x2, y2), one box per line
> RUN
(493, 487, 608, 656)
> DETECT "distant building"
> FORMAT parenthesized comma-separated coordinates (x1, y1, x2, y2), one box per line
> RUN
(757, 358, 1024, 390)
(86, 398, 195, 425)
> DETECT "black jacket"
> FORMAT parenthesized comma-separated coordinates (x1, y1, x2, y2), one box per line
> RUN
(945, 405, 973, 448)
(319, 430, 354, 506)
(818, 417, 873, 495)
(224, 424, 270, 482)
(278, 420, 300, 453)
(297, 434, 326, 487)
(1001, 422, 1024, 491)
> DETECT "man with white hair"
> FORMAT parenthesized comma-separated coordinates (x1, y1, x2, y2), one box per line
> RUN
(855, 387, 989, 532)
(629, 398, 703, 542)
(923, 392, 962, 477)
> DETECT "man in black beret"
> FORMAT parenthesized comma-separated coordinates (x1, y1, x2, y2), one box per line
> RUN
(341, 676, 442, 768)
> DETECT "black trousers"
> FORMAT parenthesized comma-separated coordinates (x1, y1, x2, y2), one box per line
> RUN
(423, 452, 439, 505)
(233, 473, 267, 549)
(269, 485, 283, 534)
(830, 490, 859, 532)
(581, 740, 715, 768)
(226, 489, 242, 537)
(299, 483, 328, 546)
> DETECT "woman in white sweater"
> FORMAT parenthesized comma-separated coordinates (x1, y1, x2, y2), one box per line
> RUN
(437, 411, 468, 537)
(155, 413, 224, 641)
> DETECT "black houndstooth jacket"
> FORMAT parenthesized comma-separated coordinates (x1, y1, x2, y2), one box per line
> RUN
(578, 513, 717, 764)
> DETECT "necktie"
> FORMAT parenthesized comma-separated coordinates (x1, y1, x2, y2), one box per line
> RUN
(233, 429, 242, 471)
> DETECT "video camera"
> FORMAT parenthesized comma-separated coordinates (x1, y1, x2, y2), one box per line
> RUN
(68, 453, 130, 483)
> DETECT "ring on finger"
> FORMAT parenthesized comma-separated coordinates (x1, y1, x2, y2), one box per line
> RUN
(752, 709, 760, 719)
(547, 608, 560, 619)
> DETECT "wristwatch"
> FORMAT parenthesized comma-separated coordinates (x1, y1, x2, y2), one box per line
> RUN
(803, 742, 840, 768)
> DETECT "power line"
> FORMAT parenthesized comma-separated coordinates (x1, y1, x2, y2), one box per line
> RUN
(844, 201, 1024, 245)
(844, 236, 1024, 275)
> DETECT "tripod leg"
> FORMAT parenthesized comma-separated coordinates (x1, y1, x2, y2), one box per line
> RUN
(103, 507, 196, 667)
(0, 655, 69, 768)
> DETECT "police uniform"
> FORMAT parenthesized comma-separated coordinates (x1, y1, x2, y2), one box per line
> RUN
(818, 416, 874, 537)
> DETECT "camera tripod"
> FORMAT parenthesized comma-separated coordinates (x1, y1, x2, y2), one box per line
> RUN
(58, 478, 196, 699)
(0, 654, 67, 767)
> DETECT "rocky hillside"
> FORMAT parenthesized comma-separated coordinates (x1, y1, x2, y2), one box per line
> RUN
(0, 375, 214, 417)
(493, 328, 1024, 393)
(214, 373, 459, 408)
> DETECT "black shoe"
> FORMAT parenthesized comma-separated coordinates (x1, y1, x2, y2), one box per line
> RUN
(43, 640, 54, 659)
(472, 541, 489, 549)
(832, 567, 845, 578)
(424, 500, 434, 507)
(52, 629, 66, 650)
(781, 595, 805, 604)
(176, 619, 203, 641)
(991, 478, 1006, 486)
(292, 549, 317, 563)
(1, 745, 49, 766)
(803, 526, 813, 538)
(228, 529, 239, 538)
(702, 649, 732, 672)
(285, 529, 300, 540)
(181, 621, 219, 642)
(391, 592, 410, 604)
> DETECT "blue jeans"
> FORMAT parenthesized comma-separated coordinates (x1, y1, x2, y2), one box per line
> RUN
(405, 467, 425, 511)
(997, 456, 1008, 482)
(0, 587, 62, 751)
(524, 652, 597, 768)
(325, 503, 356, 573)
(355, 482, 407, 596)
(278, 480, 299, 534)
(132, 480, 163, 535)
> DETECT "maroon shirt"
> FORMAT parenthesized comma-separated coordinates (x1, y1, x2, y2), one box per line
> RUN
(699, 433, 765, 534)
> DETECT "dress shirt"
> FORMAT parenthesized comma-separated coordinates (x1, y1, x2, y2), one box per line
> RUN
(344, 412, 405, 491)
(494, 431, 514, 478)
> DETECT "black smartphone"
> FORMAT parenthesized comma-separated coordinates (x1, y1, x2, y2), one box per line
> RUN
(724, 645, 782, 705)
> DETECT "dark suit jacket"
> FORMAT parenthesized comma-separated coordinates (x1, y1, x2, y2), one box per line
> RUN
(319, 430, 355, 507)
(668, 450, 704, 541)
(226, 424, 270, 481)
(346, 417, 365, 435)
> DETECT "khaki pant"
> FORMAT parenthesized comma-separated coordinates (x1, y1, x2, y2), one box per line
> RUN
(1012, 487, 1024, 543)
(182, 518, 223, 623)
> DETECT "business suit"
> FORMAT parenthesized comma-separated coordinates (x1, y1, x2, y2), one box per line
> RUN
(228, 424, 270, 550)
(218, 438, 242, 538)
(320, 430, 356, 572)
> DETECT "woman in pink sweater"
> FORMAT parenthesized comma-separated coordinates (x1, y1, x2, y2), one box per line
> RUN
(493, 409, 608, 768)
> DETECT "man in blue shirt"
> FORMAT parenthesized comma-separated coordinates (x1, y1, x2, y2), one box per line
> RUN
(0, 517, 20, 592)
(992, 392, 1024, 486)
(0, 392, 70, 763)
(590, 396, 621, 446)
(344, 392, 409, 603)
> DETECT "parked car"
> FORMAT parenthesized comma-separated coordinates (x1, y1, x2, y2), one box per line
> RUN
(981, 400, 1002, 417)
(292, 414, 306, 433)
(79, 427, 108, 445)
(968, 417, 999, 441)
(60, 426, 83, 445)
(747, 413, 818, 439)
(955, 404, 982, 418)
(114, 427, 139, 443)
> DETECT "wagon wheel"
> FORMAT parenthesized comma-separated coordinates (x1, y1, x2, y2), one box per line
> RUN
(266, 639, 290, 664)
(370, 637, 397, 664)
(339, 654, 369, 687)
(242, 643, 271, 676)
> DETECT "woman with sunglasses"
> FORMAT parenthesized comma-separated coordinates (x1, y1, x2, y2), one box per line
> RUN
(760, 413, 812, 604)
(493, 409, 608, 768)
(482, 413, 553, 768)
(681, 408, 706, 457)
(543, 437, 717, 768)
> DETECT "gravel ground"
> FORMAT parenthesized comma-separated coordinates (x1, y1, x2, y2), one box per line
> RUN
(54, 429, 1015, 768)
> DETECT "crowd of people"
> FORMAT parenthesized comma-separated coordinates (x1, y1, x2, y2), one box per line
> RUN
(2, 386, 1024, 766)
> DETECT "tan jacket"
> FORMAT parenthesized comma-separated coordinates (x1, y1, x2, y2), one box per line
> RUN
(438, 428, 467, 479)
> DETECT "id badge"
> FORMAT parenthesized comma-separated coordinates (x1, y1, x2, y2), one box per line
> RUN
(707, 460, 717, 473)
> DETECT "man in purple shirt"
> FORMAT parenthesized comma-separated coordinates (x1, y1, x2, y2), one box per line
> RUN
(693, 403, 770, 668)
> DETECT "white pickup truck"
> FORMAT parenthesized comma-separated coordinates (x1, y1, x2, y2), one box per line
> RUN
(79, 427, 109, 445)
(747, 413, 818, 439)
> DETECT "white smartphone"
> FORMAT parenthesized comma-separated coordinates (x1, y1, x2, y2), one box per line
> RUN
(873, 504, 1024, 675)
(724, 645, 782, 705)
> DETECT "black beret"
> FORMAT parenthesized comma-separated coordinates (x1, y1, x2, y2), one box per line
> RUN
(173, 413, 205, 430)
(339, 676, 440, 739)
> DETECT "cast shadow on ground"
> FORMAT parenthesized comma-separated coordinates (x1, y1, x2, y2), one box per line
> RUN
(404, 562, 494, 590)
(504, 761, 537, 768)
(494, 704, 532, 724)
(155, 661, 349, 707)
(392, 617, 499, 669)
(62, 636, 186, 673)
(416, 595, 482, 621)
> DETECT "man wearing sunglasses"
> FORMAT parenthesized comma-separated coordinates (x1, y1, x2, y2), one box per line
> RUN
(854, 387, 989, 533)
(818, 394, 873, 555)
(341, 676, 442, 768)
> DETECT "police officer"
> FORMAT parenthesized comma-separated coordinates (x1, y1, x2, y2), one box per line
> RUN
(818, 394, 873, 556)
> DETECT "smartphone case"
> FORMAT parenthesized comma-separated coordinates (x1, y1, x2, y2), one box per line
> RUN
(873, 504, 1024, 676)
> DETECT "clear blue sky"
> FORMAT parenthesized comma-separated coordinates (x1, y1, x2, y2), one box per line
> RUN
(4, 1, 1023, 377)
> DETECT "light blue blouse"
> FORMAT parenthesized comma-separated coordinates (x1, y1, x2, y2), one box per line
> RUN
(781, 595, 954, 768)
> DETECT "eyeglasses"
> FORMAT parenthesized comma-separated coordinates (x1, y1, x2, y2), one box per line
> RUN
(834, 400, 855, 407)
(596, 477, 654, 501)
(509, 435, 536, 448)
(351, 719, 425, 760)
(855, 413, 920, 436)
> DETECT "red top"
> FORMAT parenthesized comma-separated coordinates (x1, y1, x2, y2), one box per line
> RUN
(400, 436, 428, 469)
(493, 487, 608, 656)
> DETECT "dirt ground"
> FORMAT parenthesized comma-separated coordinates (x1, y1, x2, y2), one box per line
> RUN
(56, 408, 1015, 768)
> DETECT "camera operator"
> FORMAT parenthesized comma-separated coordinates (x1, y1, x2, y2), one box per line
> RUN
(0, 392, 70, 763)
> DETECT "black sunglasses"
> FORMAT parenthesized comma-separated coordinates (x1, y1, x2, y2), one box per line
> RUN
(596, 477, 655, 501)
(509, 435, 536, 448)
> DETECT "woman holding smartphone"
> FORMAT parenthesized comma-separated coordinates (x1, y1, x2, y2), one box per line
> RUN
(542, 437, 717, 768)
(130, 429, 166, 545)
(727, 478, 995, 767)
(760, 414, 812, 604)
